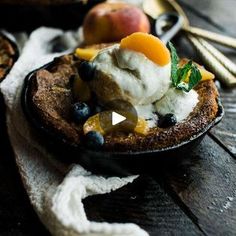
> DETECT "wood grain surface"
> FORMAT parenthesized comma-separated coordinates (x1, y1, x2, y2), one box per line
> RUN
(210, 87, 236, 156)
(84, 175, 202, 235)
(0, 0, 236, 235)
(154, 136, 236, 235)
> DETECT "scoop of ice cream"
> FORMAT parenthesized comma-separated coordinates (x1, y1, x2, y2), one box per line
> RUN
(89, 44, 171, 105)
(155, 87, 199, 122)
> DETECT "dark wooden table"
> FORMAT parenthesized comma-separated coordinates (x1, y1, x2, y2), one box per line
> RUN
(0, 0, 236, 235)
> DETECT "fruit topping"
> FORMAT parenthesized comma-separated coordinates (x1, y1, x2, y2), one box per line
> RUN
(158, 113, 177, 128)
(85, 131, 104, 149)
(77, 61, 96, 81)
(83, 111, 149, 136)
(83, 113, 105, 135)
(134, 117, 150, 135)
(75, 48, 100, 61)
(72, 102, 91, 124)
(120, 32, 171, 66)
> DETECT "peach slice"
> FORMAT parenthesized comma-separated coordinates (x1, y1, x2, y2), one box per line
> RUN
(83, 112, 149, 136)
(83, 113, 105, 135)
(75, 48, 100, 61)
(198, 68, 215, 81)
(120, 32, 171, 66)
(135, 117, 149, 135)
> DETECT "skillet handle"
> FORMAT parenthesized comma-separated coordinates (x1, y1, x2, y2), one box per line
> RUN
(154, 13, 184, 44)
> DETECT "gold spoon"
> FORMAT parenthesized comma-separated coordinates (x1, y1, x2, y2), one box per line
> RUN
(143, 0, 236, 87)
(143, 0, 236, 50)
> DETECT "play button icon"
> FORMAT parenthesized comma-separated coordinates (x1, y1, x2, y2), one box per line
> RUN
(112, 111, 126, 126)
(99, 99, 138, 134)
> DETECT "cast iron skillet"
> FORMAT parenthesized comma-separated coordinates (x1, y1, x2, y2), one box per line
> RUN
(0, 31, 19, 80)
(21, 59, 224, 176)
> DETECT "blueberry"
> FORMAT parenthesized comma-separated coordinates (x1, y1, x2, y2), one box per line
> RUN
(85, 131, 104, 149)
(159, 113, 177, 128)
(72, 102, 91, 123)
(78, 61, 96, 81)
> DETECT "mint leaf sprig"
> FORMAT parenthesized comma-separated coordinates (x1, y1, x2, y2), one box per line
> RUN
(167, 42, 202, 92)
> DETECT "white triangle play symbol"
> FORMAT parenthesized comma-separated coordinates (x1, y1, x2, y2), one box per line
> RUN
(112, 111, 126, 126)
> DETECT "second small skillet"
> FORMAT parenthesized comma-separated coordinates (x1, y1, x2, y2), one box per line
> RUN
(0, 31, 19, 81)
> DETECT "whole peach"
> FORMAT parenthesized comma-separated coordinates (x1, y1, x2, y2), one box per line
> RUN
(83, 2, 150, 45)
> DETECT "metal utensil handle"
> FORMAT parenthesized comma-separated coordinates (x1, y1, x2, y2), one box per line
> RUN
(157, 14, 184, 44)
(197, 38, 236, 76)
(187, 34, 236, 87)
(184, 26, 236, 49)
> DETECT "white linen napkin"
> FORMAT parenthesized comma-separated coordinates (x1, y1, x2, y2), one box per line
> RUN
(0, 27, 148, 236)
